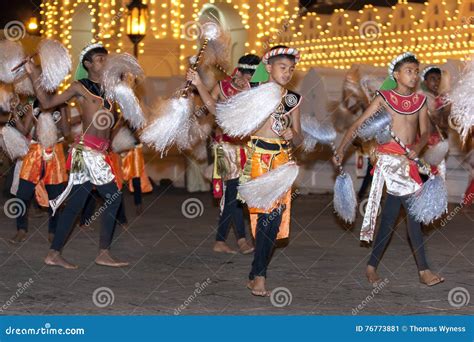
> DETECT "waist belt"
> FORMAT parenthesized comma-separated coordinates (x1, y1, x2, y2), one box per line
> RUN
(252, 139, 289, 151)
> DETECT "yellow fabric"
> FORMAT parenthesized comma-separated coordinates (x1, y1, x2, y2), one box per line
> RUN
(246, 136, 291, 241)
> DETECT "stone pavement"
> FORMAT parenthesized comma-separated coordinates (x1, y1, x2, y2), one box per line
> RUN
(0, 187, 472, 316)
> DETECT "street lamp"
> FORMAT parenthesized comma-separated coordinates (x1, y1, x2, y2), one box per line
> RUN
(126, 0, 148, 58)
(26, 16, 40, 35)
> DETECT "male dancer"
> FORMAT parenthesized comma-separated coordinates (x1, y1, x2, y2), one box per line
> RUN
(211, 46, 302, 295)
(187, 54, 260, 254)
(25, 43, 128, 269)
(9, 99, 69, 244)
(243, 46, 302, 296)
(333, 52, 444, 286)
(420, 66, 450, 179)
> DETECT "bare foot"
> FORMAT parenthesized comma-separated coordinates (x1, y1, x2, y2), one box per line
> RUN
(44, 250, 78, 269)
(48, 233, 54, 244)
(213, 241, 237, 254)
(9, 230, 27, 244)
(95, 249, 129, 267)
(237, 238, 254, 254)
(419, 270, 445, 286)
(366, 265, 382, 286)
(250, 276, 271, 297)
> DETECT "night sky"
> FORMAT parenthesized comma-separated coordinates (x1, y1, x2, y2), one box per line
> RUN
(1, 0, 428, 28)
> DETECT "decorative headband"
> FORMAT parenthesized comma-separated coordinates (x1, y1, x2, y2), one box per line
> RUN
(237, 63, 258, 70)
(388, 52, 415, 79)
(421, 65, 441, 80)
(79, 43, 104, 65)
(262, 47, 301, 65)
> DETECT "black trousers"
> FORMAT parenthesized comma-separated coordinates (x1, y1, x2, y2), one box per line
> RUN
(80, 190, 127, 226)
(50, 181, 122, 251)
(131, 177, 142, 206)
(16, 179, 66, 234)
(249, 207, 282, 280)
(368, 194, 429, 271)
(216, 178, 246, 242)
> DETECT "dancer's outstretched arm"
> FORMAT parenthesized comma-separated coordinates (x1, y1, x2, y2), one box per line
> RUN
(25, 59, 81, 109)
(333, 95, 383, 165)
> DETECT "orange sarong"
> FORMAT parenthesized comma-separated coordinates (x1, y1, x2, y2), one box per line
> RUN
(244, 137, 291, 241)
(121, 145, 152, 193)
(19, 142, 68, 185)
(19, 141, 68, 207)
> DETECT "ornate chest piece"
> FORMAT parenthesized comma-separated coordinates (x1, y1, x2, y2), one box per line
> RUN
(271, 103, 291, 136)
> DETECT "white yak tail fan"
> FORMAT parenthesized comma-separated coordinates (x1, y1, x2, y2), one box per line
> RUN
(333, 173, 357, 224)
(407, 175, 448, 224)
(112, 127, 137, 153)
(102, 53, 145, 129)
(216, 82, 281, 137)
(36, 113, 58, 149)
(112, 84, 145, 129)
(423, 140, 449, 166)
(38, 39, 72, 92)
(301, 113, 337, 147)
(448, 58, 474, 143)
(13, 76, 35, 96)
(1, 126, 29, 160)
(238, 162, 299, 211)
(357, 108, 392, 141)
(140, 97, 193, 155)
(0, 40, 25, 84)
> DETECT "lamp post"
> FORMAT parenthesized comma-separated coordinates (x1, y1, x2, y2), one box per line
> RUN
(26, 16, 40, 36)
(126, 0, 148, 59)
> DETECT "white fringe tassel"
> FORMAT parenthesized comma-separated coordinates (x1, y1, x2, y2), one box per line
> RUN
(423, 140, 449, 166)
(0, 40, 25, 84)
(36, 113, 58, 149)
(238, 162, 299, 211)
(112, 127, 137, 153)
(216, 82, 282, 137)
(140, 97, 193, 155)
(38, 39, 72, 92)
(1, 126, 29, 160)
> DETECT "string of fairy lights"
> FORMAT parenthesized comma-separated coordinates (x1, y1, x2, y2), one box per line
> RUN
(40, 0, 474, 75)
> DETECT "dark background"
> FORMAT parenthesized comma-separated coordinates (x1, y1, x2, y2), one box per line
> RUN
(1, 0, 428, 28)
